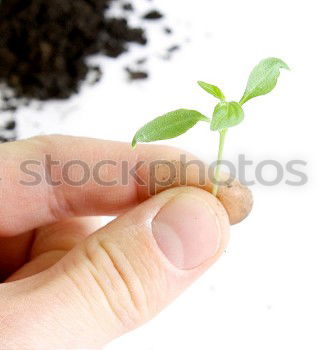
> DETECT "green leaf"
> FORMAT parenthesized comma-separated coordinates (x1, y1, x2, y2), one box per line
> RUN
(132, 109, 209, 147)
(240, 57, 289, 105)
(211, 102, 244, 131)
(197, 81, 225, 101)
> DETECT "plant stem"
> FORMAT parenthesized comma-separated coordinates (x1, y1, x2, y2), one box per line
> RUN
(212, 129, 228, 197)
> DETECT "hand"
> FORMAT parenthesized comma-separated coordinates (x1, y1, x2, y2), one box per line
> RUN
(0, 135, 252, 349)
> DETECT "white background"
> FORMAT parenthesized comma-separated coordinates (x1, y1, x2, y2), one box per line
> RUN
(11, 0, 324, 348)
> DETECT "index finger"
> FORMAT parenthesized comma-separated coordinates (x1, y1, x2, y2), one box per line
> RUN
(0, 135, 252, 236)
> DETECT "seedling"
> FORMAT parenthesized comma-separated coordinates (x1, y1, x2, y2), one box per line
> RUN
(132, 57, 289, 196)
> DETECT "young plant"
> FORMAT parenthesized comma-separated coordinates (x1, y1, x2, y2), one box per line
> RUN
(132, 57, 289, 196)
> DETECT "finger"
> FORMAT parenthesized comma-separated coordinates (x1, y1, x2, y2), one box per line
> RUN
(0, 135, 252, 236)
(0, 187, 229, 349)
(217, 173, 253, 225)
(5, 217, 102, 282)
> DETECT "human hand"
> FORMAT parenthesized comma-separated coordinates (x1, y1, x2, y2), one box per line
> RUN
(0, 135, 252, 349)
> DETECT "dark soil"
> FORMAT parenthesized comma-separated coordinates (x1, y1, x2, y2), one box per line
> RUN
(0, 0, 147, 102)
(168, 45, 180, 53)
(4, 120, 16, 130)
(122, 2, 134, 11)
(125, 67, 149, 81)
(0, 119, 16, 143)
(142, 9, 164, 20)
(0, 0, 181, 143)
(163, 44, 181, 60)
(135, 58, 148, 65)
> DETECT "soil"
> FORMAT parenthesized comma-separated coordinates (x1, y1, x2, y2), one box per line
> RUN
(168, 45, 180, 53)
(136, 58, 148, 65)
(0, 0, 146, 102)
(4, 120, 16, 130)
(0, 0, 181, 142)
(125, 67, 149, 81)
(162, 44, 181, 60)
(122, 3, 134, 11)
(142, 10, 164, 20)
(0, 118, 17, 143)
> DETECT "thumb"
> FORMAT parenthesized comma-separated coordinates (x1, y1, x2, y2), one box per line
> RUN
(2, 187, 230, 349)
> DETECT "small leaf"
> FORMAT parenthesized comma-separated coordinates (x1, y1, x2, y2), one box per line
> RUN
(211, 102, 244, 131)
(132, 109, 209, 147)
(240, 57, 289, 105)
(198, 81, 225, 101)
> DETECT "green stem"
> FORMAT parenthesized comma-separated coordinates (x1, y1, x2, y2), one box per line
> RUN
(212, 129, 228, 196)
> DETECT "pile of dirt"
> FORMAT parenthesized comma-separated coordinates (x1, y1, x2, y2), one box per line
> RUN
(0, 0, 148, 104)
(0, 0, 180, 143)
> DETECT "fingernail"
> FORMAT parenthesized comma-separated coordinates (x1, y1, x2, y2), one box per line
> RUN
(152, 193, 222, 270)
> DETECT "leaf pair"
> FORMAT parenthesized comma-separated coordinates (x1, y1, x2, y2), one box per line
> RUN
(132, 57, 289, 147)
(197, 81, 244, 131)
(198, 57, 289, 106)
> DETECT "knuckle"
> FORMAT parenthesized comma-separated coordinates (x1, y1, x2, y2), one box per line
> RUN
(27, 135, 74, 220)
(78, 231, 163, 330)
(26, 134, 66, 155)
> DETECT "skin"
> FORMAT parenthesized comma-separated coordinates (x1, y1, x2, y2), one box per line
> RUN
(0, 135, 252, 349)
(217, 174, 253, 224)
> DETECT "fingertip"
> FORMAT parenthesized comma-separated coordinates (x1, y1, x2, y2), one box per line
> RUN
(216, 177, 253, 225)
(151, 187, 230, 270)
